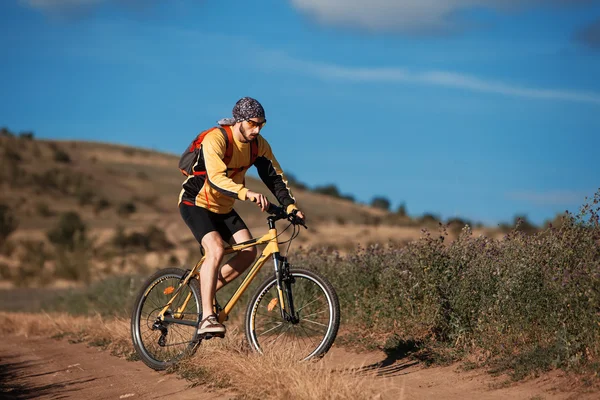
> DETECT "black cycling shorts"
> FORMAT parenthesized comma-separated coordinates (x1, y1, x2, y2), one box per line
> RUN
(179, 204, 248, 244)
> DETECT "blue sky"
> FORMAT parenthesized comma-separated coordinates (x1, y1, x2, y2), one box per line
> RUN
(1, 0, 599, 226)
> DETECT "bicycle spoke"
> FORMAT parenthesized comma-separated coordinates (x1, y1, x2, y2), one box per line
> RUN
(301, 309, 329, 319)
(265, 324, 292, 347)
(295, 295, 325, 313)
(258, 322, 284, 337)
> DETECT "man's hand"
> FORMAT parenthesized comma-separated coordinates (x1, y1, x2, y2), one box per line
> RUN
(246, 190, 270, 212)
(295, 210, 306, 222)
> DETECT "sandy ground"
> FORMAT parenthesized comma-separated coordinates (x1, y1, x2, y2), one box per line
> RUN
(1, 335, 597, 400)
(0, 335, 233, 400)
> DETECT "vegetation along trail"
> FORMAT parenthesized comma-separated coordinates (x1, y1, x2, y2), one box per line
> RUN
(0, 313, 597, 399)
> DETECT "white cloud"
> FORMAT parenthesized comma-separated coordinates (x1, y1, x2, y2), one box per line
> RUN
(290, 0, 597, 34)
(260, 52, 600, 105)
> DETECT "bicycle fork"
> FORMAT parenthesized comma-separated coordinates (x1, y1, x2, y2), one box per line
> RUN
(272, 253, 299, 324)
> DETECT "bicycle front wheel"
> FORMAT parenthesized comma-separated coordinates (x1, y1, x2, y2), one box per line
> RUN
(131, 268, 202, 371)
(245, 268, 340, 361)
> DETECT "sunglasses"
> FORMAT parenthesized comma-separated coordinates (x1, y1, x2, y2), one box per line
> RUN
(245, 118, 267, 129)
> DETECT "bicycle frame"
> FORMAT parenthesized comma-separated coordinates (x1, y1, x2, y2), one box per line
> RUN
(157, 219, 293, 326)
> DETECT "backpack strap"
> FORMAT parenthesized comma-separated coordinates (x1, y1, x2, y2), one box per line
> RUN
(249, 139, 259, 166)
(219, 125, 234, 165)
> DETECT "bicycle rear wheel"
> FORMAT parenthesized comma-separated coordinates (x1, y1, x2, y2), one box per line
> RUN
(130, 268, 202, 370)
(245, 268, 340, 361)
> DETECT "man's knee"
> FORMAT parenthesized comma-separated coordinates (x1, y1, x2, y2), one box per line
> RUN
(202, 233, 225, 263)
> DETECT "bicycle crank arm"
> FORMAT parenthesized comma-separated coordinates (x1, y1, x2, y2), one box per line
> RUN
(162, 317, 198, 327)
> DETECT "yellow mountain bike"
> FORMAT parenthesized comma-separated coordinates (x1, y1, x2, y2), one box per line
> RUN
(130, 204, 340, 371)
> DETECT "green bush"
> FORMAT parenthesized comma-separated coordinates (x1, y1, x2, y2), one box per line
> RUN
(0, 127, 14, 137)
(18, 131, 34, 140)
(47, 212, 87, 250)
(94, 198, 111, 214)
(47, 212, 92, 282)
(118, 202, 137, 217)
(312, 184, 355, 202)
(54, 243, 92, 283)
(371, 196, 391, 211)
(0, 262, 11, 280)
(43, 275, 145, 316)
(35, 202, 55, 217)
(0, 203, 18, 246)
(53, 148, 71, 163)
(112, 225, 174, 252)
(396, 202, 408, 217)
(294, 189, 600, 377)
(14, 241, 49, 287)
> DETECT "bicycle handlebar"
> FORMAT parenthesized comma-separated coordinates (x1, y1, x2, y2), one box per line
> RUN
(253, 201, 307, 229)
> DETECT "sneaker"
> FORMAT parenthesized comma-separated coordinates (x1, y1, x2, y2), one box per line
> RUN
(197, 314, 226, 335)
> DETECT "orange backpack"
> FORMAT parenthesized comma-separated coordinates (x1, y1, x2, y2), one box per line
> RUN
(178, 125, 258, 178)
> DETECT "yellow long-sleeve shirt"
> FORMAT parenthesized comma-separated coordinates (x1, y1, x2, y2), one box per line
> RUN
(178, 127, 297, 214)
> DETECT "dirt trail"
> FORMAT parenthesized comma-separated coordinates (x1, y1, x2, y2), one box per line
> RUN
(323, 347, 596, 400)
(0, 335, 596, 400)
(0, 335, 233, 400)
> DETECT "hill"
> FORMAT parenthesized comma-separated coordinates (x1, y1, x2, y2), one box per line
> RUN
(0, 130, 498, 286)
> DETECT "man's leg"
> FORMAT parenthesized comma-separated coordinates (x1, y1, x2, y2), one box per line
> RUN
(200, 231, 225, 317)
(216, 228, 258, 291)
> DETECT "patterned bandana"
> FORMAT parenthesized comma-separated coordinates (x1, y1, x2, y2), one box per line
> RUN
(218, 97, 265, 126)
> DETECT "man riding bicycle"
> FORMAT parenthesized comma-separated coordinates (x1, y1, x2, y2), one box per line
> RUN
(178, 97, 305, 336)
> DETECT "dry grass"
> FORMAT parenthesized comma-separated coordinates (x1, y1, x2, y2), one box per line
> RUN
(0, 312, 376, 399)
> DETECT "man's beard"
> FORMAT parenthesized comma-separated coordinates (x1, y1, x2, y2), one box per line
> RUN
(239, 124, 252, 143)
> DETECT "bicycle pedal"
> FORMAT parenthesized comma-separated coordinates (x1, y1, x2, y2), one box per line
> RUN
(199, 332, 225, 340)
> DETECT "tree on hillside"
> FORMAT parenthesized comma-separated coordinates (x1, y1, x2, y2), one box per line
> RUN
(313, 184, 355, 202)
(396, 202, 408, 217)
(419, 213, 440, 224)
(371, 196, 391, 211)
(313, 184, 341, 198)
(0, 203, 18, 246)
(18, 131, 34, 140)
(0, 127, 14, 137)
(514, 214, 537, 234)
(47, 211, 87, 250)
(285, 173, 308, 191)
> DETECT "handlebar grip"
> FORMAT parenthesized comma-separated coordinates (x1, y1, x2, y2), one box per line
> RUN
(267, 203, 283, 215)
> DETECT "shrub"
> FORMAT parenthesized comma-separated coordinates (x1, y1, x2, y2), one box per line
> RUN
(18, 131, 34, 139)
(54, 243, 92, 283)
(53, 148, 71, 163)
(35, 202, 55, 217)
(285, 173, 308, 191)
(0, 262, 11, 280)
(43, 275, 145, 316)
(94, 198, 111, 214)
(46, 212, 92, 282)
(118, 202, 137, 217)
(112, 225, 173, 252)
(0, 127, 14, 137)
(371, 196, 391, 211)
(513, 214, 537, 234)
(312, 184, 354, 202)
(419, 212, 440, 224)
(446, 217, 471, 236)
(14, 241, 49, 286)
(293, 189, 600, 378)
(47, 212, 87, 251)
(0, 204, 18, 246)
(396, 202, 408, 217)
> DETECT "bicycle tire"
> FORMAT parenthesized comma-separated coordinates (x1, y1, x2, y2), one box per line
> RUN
(245, 268, 340, 361)
(130, 267, 202, 371)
